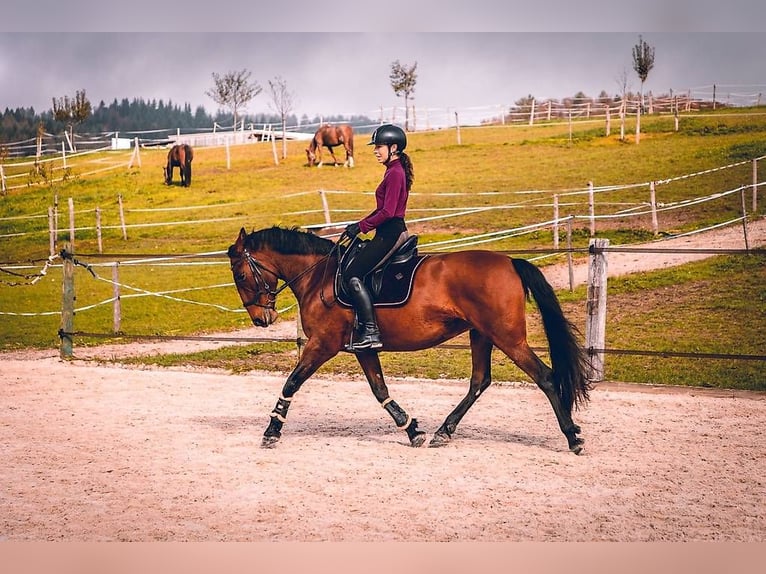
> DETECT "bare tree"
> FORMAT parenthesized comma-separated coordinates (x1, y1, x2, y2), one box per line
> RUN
(205, 69, 262, 129)
(616, 68, 631, 141)
(389, 60, 417, 131)
(267, 76, 297, 159)
(52, 89, 92, 151)
(632, 35, 655, 111)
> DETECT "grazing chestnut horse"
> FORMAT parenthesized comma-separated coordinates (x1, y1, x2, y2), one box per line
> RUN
(305, 124, 354, 167)
(228, 226, 591, 453)
(164, 144, 193, 186)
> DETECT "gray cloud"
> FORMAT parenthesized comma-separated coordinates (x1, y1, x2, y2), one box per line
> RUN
(1, 33, 765, 120)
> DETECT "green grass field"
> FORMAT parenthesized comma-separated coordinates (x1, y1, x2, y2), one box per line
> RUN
(1, 109, 765, 389)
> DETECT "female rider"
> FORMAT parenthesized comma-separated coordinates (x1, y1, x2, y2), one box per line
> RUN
(342, 123, 414, 352)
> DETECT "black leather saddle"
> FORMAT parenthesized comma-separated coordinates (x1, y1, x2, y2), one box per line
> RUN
(335, 235, 428, 307)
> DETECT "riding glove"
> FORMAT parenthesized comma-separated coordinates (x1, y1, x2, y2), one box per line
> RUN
(345, 223, 361, 238)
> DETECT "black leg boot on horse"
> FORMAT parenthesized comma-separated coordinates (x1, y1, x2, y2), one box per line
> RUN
(345, 277, 382, 352)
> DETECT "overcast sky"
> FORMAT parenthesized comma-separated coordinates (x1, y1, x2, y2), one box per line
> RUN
(1, 0, 765, 123)
(2, 32, 764, 123)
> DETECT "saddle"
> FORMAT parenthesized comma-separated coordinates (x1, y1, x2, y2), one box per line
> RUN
(335, 235, 428, 308)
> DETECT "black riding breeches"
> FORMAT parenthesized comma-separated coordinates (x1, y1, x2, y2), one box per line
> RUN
(342, 218, 408, 283)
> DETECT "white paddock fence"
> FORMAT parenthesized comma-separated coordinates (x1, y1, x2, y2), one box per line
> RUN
(11, 229, 764, 386)
(2, 154, 764, 384)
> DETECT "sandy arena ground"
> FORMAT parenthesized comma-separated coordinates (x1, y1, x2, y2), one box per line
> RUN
(1, 220, 764, 541)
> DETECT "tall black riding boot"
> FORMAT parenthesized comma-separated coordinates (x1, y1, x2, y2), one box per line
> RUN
(346, 276, 382, 351)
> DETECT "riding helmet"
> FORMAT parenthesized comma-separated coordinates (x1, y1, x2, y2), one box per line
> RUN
(368, 124, 407, 151)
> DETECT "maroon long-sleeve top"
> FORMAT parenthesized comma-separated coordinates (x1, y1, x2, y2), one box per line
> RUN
(358, 159, 408, 234)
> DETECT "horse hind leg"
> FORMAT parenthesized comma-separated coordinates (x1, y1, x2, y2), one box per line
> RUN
(430, 329, 493, 447)
(502, 341, 584, 454)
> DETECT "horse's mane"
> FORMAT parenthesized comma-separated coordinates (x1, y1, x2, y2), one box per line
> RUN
(246, 226, 337, 256)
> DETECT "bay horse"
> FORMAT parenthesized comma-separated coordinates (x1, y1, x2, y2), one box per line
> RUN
(164, 144, 193, 186)
(305, 124, 354, 167)
(228, 226, 591, 453)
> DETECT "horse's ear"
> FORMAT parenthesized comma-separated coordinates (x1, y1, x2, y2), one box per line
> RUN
(234, 227, 247, 250)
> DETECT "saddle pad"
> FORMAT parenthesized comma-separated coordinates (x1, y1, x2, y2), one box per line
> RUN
(337, 255, 429, 308)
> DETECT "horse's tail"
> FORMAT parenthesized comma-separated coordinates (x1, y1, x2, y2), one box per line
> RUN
(511, 258, 591, 411)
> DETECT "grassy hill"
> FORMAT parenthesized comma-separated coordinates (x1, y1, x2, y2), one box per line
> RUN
(1, 109, 765, 389)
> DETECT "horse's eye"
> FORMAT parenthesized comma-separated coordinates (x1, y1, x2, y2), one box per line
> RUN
(234, 272, 247, 283)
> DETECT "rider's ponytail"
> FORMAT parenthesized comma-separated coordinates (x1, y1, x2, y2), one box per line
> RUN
(399, 152, 414, 192)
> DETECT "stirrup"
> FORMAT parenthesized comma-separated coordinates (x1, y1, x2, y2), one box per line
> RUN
(345, 325, 382, 352)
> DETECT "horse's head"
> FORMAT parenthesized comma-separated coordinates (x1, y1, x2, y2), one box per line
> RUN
(228, 228, 280, 328)
(305, 146, 317, 166)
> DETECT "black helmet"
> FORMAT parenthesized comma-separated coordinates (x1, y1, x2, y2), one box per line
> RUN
(368, 124, 407, 151)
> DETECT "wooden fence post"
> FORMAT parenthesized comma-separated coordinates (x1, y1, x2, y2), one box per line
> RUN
(753, 158, 759, 213)
(605, 106, 611, 137)
(68, 197, 75, 250)
(53, 194, 59, 239)
(296, 307, 306, 360)
(588, 181, 595, 237)
(585, 238, 609, 382)
(649, 181, 659, 236)
(318, 190, 332, 224)
(620, 100, 626, 141)
(118, 194, 127, 240)
(528, 98, 535, 126)
(0, 164, 6, 196)
(271, 135, 279, 166)
(60, 243, 75, 359)
(128, 137, 141, 168)
(635, 104, 641, 144)
(740, 187, 750, 252)
(96, 207, 103, 253)
(455, 112, 461, 145)
(112, 262, 122, 334)
(552, 194, 560, 250)
(48, 207, 55, 256)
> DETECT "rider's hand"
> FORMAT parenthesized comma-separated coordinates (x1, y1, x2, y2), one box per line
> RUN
(345, 223, 361, 238)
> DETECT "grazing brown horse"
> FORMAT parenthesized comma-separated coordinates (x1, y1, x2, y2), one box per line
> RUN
(164, 144, 193, 186)
(228, 226, 591, 453)
(305, 124, 354, 167)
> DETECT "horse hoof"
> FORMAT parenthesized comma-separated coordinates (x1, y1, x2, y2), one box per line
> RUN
(261, 436, 280, 448)
(569, 436, 584, 455)
(429, 433, 451, 448)
(410, 433, 427, 448)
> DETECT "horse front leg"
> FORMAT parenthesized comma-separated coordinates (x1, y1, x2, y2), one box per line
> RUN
(431, 329, 493, 447)
(355, 350, 426, 447)
(262, 343, 334, 448)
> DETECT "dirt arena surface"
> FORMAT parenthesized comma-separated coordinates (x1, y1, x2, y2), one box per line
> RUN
(1, 358, 765, 542)
(1, 219, 764, 542)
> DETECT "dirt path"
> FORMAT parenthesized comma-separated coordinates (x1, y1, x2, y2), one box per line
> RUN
(1, 219, 764, 541)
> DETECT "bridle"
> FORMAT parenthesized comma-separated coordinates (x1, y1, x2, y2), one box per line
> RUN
(232, 242, 343, 312)
(232, 249, 288, 311)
